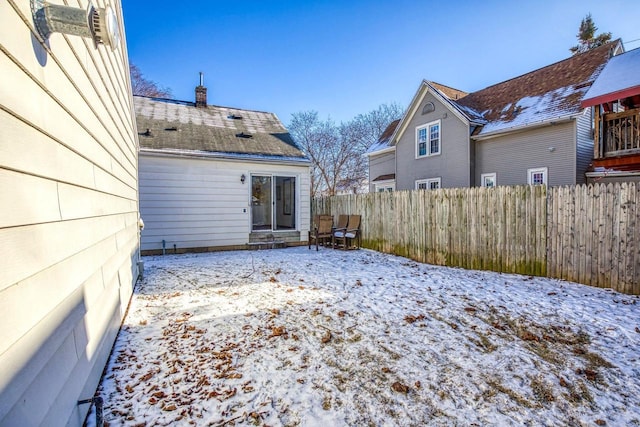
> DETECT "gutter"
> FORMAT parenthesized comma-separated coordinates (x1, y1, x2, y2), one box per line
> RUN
(586, 170, 640, 177)
(471, 114, 577, 141)
(140, 148, 312, 166)
(365, 146, 395, 157)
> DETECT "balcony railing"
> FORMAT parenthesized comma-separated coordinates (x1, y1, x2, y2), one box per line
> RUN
(603, 108, 640, 156)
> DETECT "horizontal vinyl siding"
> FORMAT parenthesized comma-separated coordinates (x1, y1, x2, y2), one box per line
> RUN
(475, 121, 577, 187)
(396, 91, 470, 190)
(139, 155, 310, 250)
(575, 110, 593, 185)
(368, 151, 395, 192)
(0, 1, 139, 426)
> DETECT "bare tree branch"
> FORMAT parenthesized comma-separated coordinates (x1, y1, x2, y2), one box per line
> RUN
(289, 103, 403, 196)
(130, 64, 173, 98)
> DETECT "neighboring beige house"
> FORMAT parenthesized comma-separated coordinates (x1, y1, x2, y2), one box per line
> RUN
(1, 1, 140, 426)
(368, 41, 624, 190)
(136, 83, 311, 254)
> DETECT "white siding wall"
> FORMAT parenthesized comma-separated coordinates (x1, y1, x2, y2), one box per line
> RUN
(139, 154, 310, 251)
(0, 1, 139, 426)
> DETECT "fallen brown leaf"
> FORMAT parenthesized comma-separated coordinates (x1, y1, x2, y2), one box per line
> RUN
(404, 314, 425, 324)
(391, 382, 409, 393)
(270, 326, 287, 338)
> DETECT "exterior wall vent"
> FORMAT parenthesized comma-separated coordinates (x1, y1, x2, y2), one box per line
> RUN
(30, 0, 120, 50)
(422, 102, 435, 115)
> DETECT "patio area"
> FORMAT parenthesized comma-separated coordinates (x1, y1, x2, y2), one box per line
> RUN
(93, 247, 640, 426)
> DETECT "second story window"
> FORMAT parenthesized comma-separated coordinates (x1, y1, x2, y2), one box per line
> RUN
(416, 120, 441, 158)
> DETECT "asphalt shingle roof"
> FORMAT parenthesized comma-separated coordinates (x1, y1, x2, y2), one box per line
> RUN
(134, 96, 308, 160)
(455, 40, 620, 135)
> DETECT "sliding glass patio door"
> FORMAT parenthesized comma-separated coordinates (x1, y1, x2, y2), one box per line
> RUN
(251, 175, 296, 231)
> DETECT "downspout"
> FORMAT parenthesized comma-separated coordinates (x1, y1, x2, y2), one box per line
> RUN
(78, 396, 103, 426)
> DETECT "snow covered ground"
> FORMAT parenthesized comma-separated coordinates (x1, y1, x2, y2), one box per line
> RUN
(93, 247, 640, 426)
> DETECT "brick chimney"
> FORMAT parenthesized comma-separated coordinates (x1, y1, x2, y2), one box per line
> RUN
(195, 72, 207, 108)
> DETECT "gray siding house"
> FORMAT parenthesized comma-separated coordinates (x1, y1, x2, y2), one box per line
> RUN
(368, 119, 398, 192)
(368, 41, 623, 190)
(136, 84, 311, 254)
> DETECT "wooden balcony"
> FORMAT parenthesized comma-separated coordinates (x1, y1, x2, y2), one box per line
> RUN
(600, 108, 640, 157)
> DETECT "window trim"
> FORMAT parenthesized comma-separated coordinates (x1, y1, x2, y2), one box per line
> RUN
(415, 119, 441, 159)
(372, 179, 396, 193)
(415, 177, 441, 190)
(527, 167, 548, 185)
(374, 181, 395, 192)
(481, 173, 497, 188)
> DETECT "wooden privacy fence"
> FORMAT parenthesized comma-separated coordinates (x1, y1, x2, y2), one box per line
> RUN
(547, 183, 639, 294)
(312, 183, 639, 295)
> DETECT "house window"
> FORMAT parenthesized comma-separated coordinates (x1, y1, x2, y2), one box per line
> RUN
(251, 175, 297, 231)
(527, 167, 548, 185)
(481, 173, 496, 188)
(376, 185, 394, 192)
(416, 177, 441, 190)
(416, 120, 441, 158)
(430, 124, 440, 155)
(417, 127, 427, 157)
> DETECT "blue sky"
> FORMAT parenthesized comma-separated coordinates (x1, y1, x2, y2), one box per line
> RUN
(122, 0, 640, 125)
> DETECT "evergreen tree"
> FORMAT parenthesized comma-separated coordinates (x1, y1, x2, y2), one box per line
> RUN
(570, 13, 612, 54)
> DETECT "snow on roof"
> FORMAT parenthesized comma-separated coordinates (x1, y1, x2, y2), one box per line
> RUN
(478, 86, 580, 135)
(366, 119, 400, 154)
(455, 41, 618, 137)
(134, 96, 308, 159)
(582, 47, 640, 107)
